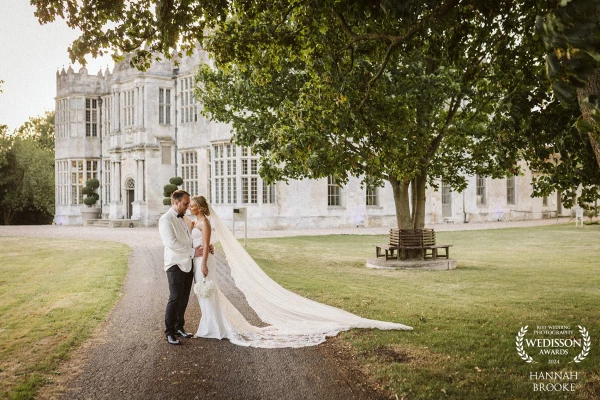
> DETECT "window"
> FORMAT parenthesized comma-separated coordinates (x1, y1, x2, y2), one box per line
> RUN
(161, 145, 171, 165)
(213, 144, 225, 204)
(507, 176, 516, 205)
(85, 98, 98, 137)
(180, 76, 197, 124)
(70, 98, 84, 137)
(123, 89, 135, 127)
(211, 144, 274, 205)
(56, 99, 69, 138)
(181, 151, 198, 195)
(71, 160, 84, 205)
(263, 182, 276, 204)
(365, 178, 380, 206)
(159, 88, 171, 124)
(476, 175, 486, 205)
(103, 160, 111, 204)
(56, 160, 69, 205)
(241, 147, 258, 204)
(328, 176, 342, 206)
(207, 148, 212, 203)
(102, 96, 111, 136)
(69, 160, 97, 205)
(442, 183, 452, 206)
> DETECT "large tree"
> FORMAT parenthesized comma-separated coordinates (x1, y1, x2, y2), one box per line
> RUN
(33, 0, 561, 229)
(539, 0, 600, 168)
(507, 79, 600, 209)
(0, 112, 55, 225)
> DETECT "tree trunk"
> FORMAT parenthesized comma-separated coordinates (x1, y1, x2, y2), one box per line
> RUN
(3, 208, 13, 225)
(412, 171, 427, 229)
(389, 174, 427, 230)
(577, 68, 600, 169)
(389, 176, 412, 229)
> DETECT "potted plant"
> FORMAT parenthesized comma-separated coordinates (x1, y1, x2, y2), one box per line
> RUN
(163, 177, 183, 205)
(81, 178, 101, 221)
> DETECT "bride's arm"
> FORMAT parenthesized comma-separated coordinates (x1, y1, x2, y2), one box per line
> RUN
(200, 219, 212, 277)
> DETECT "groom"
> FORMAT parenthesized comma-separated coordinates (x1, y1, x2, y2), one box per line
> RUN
(159, 189, 213, 345)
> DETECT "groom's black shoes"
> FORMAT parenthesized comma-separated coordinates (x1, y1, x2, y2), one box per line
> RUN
(175, 329, 193, 338)
(166, 334, 181, 345)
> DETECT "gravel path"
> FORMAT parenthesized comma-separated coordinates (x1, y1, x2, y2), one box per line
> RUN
(0, 226, 390, 400)
(0, 218, 570, 399)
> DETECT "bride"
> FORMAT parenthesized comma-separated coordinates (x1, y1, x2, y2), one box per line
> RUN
(188, 195, 411, 348)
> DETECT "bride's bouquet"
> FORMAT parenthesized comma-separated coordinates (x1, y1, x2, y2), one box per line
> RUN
(194, 278, 216, 298)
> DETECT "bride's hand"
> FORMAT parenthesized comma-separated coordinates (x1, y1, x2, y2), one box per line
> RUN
(202, 265, 209, 277)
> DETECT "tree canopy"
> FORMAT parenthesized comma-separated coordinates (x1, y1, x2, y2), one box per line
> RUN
(0, 112, 55, 225)
(194, 0, 555, 227)
(538, 0, 600, 168)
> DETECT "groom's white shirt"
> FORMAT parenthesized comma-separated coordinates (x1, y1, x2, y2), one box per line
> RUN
(159, 208, 195, 272)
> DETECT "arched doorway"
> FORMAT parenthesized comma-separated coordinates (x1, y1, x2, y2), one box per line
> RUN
(125, 178, 135, 218)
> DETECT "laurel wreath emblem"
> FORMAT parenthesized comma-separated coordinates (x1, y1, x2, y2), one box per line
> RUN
(571, 325, 591, 363)
(516, 326, 536, 363)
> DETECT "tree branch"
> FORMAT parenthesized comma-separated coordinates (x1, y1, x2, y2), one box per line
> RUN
(334, 0, 461, 112)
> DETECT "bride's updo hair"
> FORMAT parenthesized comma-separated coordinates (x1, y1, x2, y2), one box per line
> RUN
(191, 195, 210, 216)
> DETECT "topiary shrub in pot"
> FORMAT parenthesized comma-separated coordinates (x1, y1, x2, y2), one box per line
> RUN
(81, 178, 101, 221)
(163, 177, 184, 205)
(82, 178, 100, 206)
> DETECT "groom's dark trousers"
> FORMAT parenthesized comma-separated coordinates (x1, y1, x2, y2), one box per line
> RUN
(165, 264, 194, 336)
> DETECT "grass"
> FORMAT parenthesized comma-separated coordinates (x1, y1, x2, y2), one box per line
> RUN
(0, 237, 129, 400)
(245, 224, 600, 400)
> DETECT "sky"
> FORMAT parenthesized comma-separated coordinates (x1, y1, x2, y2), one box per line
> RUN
(0, 1, 113, 132)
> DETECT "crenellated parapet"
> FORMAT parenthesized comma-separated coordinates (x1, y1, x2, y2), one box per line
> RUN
(56, 65, 111, 98)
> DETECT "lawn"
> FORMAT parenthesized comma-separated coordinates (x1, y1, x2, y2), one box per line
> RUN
(245, 224, 600, 400)
(0, 237, 129, 400)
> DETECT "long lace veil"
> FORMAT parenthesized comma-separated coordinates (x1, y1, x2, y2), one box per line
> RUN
(207, 205, 412, 346)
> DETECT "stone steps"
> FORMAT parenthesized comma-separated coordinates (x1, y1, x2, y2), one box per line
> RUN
(84, 219, 139, 228)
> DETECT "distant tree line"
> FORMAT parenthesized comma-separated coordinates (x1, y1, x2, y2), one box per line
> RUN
(0, 112, 55, 225)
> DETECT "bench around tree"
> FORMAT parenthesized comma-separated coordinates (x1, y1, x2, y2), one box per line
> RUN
(375, 228, 452, 261)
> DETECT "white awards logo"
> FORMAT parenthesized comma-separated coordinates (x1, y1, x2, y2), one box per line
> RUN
(517, 325, 592, 393)
(515, 325, 591, 364)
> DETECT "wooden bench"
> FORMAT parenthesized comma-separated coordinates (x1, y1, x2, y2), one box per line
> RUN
(395, 228, 452, 260)
(376, 228, 453, 261)
(375, 229, 401, 260)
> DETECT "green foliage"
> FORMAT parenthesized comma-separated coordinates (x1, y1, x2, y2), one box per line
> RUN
(538, 0, 600, 168)
(32, 0, 228, 69)
(82, 179, 100, 207)
(194, 0, 553, 227)
(517, 87, 600, 208)
(0, 115, 55, 225)
(14, 111, 55, 151)
(163, 184, 177, 198)
(169, 176, 183, 186)
(538, 0, 600, 104)
(163, 177, 182, 204)
(86, 178, 100, 190)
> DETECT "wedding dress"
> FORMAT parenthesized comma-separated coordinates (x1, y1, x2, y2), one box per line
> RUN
(192, 206, 411, 348)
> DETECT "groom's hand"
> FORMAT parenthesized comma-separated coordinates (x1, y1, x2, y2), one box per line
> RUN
(194, 244, 214, 257)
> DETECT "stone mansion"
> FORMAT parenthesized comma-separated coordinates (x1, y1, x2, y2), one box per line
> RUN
(54, 50, 567, 228)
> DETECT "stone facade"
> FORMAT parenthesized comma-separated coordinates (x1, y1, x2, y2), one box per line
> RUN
(54, 51, 568, 228)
